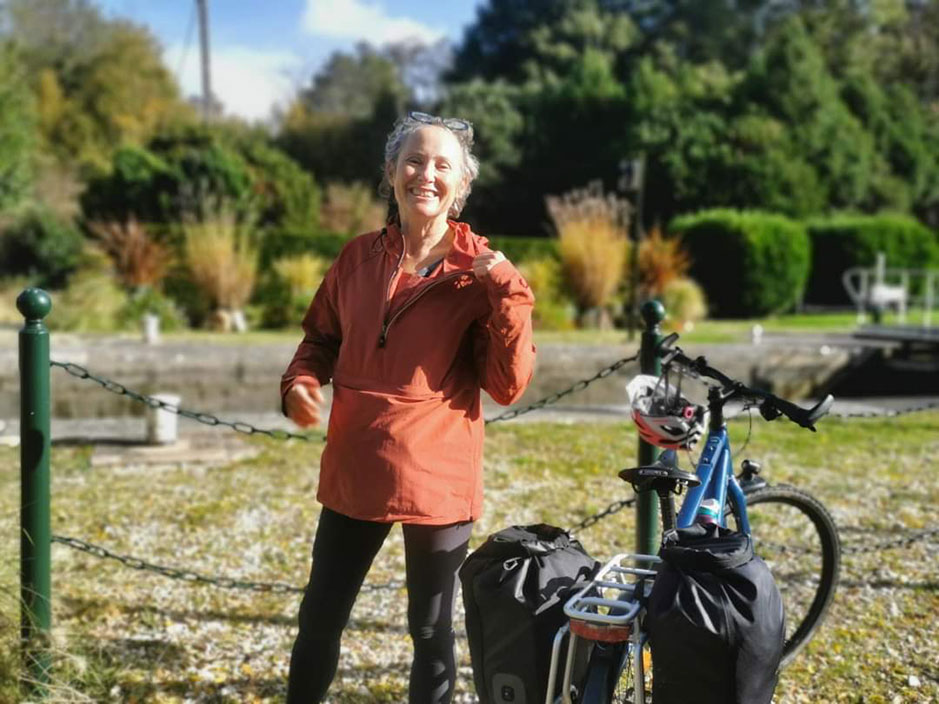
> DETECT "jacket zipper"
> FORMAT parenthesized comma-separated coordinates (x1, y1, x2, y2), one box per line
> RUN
(379, 231, 407, 347)
(379, 271, 466, 347)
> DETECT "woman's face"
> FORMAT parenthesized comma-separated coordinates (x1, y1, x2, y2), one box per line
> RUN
(390, 125, 465, 225)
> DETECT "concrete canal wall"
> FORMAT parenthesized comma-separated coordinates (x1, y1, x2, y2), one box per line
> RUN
(0, 330, 855, 421)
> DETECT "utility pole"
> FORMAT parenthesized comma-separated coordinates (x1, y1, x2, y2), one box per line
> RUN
(196, 0, 212, 121)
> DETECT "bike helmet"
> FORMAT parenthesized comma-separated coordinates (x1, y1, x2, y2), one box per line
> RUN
(626, 373, 708, 450)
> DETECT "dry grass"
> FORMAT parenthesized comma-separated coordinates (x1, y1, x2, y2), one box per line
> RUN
(86, 218, 172, 290)
(320, 182, 386, 236)
(183, 212, 258, 311)
(638, 225, 690, 298)
(546, 182, 629, 321)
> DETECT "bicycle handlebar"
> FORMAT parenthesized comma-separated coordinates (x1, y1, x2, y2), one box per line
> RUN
(656, 332, 834, 431)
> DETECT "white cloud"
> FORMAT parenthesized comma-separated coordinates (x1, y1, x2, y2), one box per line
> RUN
(165, 43, 303, 122)
(303, 0, 444, 45)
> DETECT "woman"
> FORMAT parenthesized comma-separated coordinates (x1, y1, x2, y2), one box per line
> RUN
(281, 111, 536, 702)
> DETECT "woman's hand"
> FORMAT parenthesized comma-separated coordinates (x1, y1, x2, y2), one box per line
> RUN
(472, 250, 507, 280)
(285, 381, 325, 428)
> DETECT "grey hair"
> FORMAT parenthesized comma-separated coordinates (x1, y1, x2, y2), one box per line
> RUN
(379, 114, 480, 221)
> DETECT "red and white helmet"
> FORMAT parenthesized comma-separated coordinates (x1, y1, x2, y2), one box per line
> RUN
(626, 374, 708, 450)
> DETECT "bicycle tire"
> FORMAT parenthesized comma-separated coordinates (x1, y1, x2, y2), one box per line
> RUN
(728, 483, 841, 667)
(580, 641, 645, 704)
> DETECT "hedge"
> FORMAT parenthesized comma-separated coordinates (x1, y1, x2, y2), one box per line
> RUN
(669, 209, 810, 318)
(804, 213, 939, 304)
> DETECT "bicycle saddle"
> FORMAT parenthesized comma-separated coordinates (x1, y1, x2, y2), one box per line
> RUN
(619, 450, 700, 494)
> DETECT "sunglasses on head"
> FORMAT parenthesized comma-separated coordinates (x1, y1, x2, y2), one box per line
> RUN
(408, 111, 472, 132)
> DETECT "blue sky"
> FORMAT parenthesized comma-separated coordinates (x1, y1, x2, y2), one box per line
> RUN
(94, 0, 484, 121)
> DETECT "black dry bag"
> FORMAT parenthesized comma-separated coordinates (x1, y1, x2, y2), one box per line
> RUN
(646, 523, 785, 704)
(460, 524, 599, 704)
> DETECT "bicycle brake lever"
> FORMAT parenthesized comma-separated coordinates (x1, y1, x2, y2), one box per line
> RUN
(660, 348, 681, 366)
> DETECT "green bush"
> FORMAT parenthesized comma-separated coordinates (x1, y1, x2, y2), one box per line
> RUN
(81, 127, 321, 233)
(47, 248, 129, 332)
(116, 287, 186, 332)
(256, 253, 329, 328)
(0, 207, 84, 288)
(259, 229, 348, 267)
(669, 209, 810, 318)
(804, 213, 939, 304)
(517, 256, 575, 330)
(661, 277, 708, 330)
(79, 145, 176, 223)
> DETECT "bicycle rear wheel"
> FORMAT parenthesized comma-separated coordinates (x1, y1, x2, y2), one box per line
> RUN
(728, 484, 841, 667)
(580, 641, 648, 703)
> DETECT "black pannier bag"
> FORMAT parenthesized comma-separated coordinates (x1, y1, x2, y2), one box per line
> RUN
(460, 524, 599, 704)
(646, 523, 785, 704)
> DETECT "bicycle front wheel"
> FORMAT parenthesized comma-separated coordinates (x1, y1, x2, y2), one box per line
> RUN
(729, 484, 841, 667)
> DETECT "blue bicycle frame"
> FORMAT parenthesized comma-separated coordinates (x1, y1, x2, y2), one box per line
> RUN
(674, 427, 751, 534)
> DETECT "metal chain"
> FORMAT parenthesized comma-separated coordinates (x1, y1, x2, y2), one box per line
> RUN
(568, 497, 637, 533)
(51, 353, 641, 433)
(485, 353, 640, 424)
(50, 361, 323, 442)
(51, 535, 404, 593)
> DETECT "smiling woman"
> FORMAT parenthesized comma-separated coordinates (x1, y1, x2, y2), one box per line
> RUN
(279, 111, 536, 703)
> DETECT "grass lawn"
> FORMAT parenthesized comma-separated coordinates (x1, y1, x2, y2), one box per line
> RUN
(1, 410, 937, 702)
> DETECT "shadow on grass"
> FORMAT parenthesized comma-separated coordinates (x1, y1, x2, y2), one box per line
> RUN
(60, 595, 412, 633)
(839, 578, 939, 591)
(108, 663, 413, 702)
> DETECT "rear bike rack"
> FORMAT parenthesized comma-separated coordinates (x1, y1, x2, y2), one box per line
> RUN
(545, 553, 661, 704)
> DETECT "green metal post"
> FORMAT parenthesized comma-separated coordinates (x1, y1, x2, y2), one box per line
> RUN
(18, 288, 52, 695)
(636, 299, 664, 556)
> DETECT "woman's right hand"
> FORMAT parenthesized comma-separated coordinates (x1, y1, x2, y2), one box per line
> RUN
(285, 381, 325, 428)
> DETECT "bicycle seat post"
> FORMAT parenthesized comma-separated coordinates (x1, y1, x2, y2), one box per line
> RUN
(656, 487, 678, 537)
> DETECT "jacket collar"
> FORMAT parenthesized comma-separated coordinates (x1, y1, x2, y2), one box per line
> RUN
(382, 220, 488, 270)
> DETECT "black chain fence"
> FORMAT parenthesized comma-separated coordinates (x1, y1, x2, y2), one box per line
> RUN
(833, 399, 939, 418)
(483, 353, 640, 424)
(48, 353, 644, 592)
(51, 536, 403, 594)
(45, 354, 939, 593)
(51, 361, 323, 442)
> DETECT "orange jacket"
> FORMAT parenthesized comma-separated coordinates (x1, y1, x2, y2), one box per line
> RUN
(281, 221, 536, 524)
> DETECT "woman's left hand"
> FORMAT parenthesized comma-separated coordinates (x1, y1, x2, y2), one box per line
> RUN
(472, 250, 507, 280)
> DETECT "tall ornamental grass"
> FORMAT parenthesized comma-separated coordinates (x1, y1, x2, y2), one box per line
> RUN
(546, 182, 630, 328)
(86, 216, 171, 289)
(183, 211, 258, 331)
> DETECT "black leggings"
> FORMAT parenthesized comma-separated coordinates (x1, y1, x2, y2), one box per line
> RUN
(287, 507, 473, 703)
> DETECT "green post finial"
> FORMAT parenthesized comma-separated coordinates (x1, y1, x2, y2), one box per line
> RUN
(17, 288, 52, 322)
(640, 299, 665, 331)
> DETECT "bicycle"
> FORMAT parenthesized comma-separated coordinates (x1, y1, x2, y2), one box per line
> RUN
(544, 332, 842, 703)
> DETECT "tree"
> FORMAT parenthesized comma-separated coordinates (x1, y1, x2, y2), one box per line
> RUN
(0, 43, 36, 211)
(450, 0, 636, 84)
(440, 79, 526, 230)
(739, 17, 879, 210)
(1, 0, 188, 169)
(81, 125, 320, 233)
(300, 43, 408, 118)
